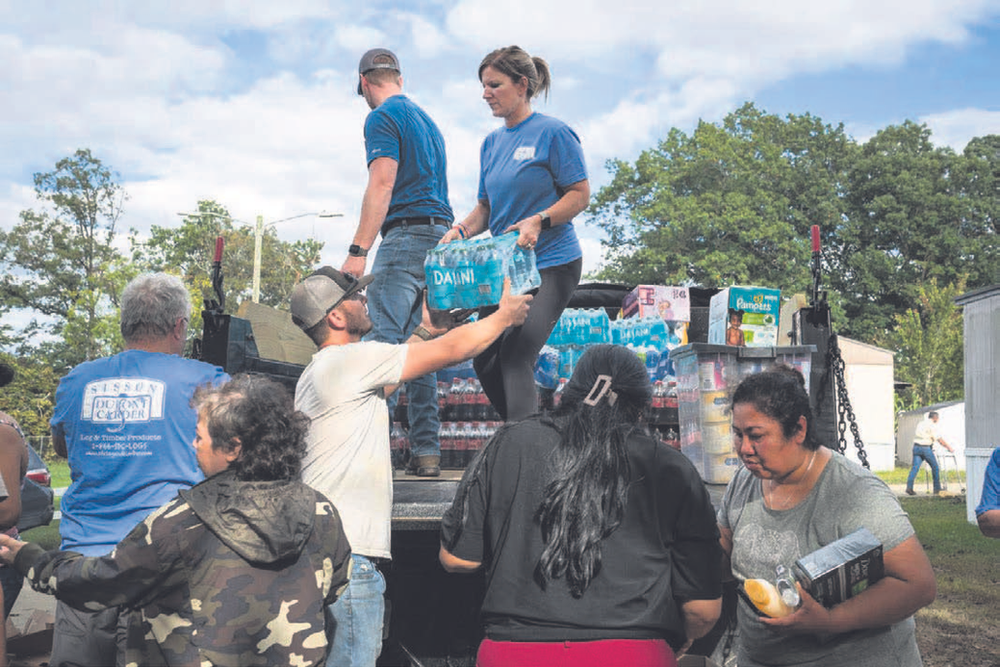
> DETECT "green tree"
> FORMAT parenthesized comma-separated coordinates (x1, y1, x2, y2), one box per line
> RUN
(139, 200, 324, 337)
(0, 353, 61, 437)
(834, 122, 971, 340)
(880, 278, 965, 408)
(590, 103, 855, 306)
(954, 134, 999, 285)
(0, 149, 131, 370)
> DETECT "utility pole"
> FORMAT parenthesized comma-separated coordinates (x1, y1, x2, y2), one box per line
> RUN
(253, 214, 264, 303)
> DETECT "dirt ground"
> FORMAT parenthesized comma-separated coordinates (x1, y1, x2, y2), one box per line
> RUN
(915, 573, 1000, 667)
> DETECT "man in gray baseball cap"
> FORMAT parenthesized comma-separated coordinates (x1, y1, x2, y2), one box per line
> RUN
(344, 45, 456, 485)
(356, 48, 401, 95)
(291, 267, 530, 667)
(290, 267, 374, 331)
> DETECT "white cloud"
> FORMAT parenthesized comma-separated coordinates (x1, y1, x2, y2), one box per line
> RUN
(920, 108, 1000, 151)
(402, 13, 451, 59)
(333, 25, 387, 55)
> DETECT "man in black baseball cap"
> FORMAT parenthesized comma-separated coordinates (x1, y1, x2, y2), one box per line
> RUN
(291, 267, 531, 666)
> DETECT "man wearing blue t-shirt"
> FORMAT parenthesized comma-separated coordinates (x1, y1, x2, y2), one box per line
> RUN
(976, 447, 1000, 538)
(49, 273, 228, 667)
(342, 47, 453, 477)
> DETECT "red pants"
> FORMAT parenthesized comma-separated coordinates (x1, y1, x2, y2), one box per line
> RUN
(476, 637, 678, 667)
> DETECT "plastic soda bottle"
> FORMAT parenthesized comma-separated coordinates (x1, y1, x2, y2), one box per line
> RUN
(446, 378, 463, 422)
(553, 378, 569, 408)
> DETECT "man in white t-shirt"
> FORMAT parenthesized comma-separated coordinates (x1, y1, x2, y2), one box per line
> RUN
(290, 266, 530, 667)
(906, 410, 955, 496)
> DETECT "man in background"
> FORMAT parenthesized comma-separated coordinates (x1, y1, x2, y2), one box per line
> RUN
(341, 47, 453, 477)
(905, 410, 955, 496)
(50, 273, 227, 666)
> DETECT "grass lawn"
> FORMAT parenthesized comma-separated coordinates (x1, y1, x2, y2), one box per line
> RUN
(877, 464, 966, 487)
(47, 457, 70, 489)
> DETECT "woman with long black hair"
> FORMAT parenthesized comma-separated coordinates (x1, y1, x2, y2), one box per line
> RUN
(440, 344, 722, 667)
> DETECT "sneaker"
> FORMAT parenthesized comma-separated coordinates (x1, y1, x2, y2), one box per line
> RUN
(406, 455, 441, 478)
(905, 488, 916, 496)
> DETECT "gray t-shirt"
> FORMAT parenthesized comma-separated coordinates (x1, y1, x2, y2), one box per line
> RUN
(718, 451, 922, 667)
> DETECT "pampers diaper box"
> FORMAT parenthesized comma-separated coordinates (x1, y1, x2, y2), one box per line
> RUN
(708, 286, 781, 347)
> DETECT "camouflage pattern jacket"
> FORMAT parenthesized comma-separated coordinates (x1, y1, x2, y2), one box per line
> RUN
(14, 470, 352, 666)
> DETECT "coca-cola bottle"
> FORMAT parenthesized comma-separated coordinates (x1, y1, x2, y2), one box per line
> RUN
(651, 380, 665, 423)
(440, 421, 457, 469)
(459, 379, 475, 422)
(665, 381, 679, 408)
(459, 422, 476, 467)
(474, 422, 490, 453)
(437, 381, 449, 414)
(472, 379, 493, 421)
(446, 378, 463, 422)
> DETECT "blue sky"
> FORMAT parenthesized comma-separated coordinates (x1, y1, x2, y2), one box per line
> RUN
(1, 0, 998, 286)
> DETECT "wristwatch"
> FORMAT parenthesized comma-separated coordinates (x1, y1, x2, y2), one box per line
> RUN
(348, 244, 368, 258)
(413, 325, 435, 341)
(538, 211, 552, 230)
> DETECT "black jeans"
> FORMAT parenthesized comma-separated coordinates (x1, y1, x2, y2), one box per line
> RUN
(474, 258, 582, 421)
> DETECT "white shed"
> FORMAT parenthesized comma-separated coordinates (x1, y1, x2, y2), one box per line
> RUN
(896, 401, 967, 469)
(838, 337, 896, 471)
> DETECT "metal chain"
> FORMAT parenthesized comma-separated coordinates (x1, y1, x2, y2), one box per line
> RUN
(826, 334, 870, 469)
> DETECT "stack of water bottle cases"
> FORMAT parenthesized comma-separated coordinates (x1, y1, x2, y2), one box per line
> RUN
(404, 236, 692, 468)
(392, 307, 689, 469)
(535, 308, 686, 450)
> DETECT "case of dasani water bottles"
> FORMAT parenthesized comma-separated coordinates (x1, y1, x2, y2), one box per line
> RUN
(424, 233, 541, 310)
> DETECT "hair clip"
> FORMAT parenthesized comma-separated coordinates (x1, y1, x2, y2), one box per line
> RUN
(583, 374, 618, 407)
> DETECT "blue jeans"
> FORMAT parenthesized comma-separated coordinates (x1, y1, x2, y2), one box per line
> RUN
(365, 223, 447, 459)
(907, 445, 942, 492)
(327, 554, 387, 667)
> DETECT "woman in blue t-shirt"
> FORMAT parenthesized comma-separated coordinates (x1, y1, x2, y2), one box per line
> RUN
(442, 45, 590, 421)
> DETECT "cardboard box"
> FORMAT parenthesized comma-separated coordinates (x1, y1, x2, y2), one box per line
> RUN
(794, 527, 884, 609)
(708, 286, 781, 347)
(622, 285, 691, 322)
